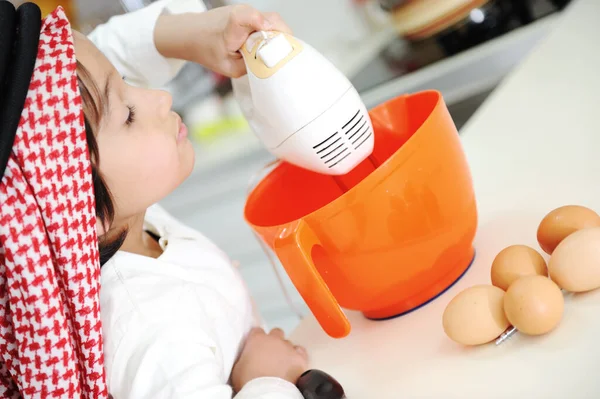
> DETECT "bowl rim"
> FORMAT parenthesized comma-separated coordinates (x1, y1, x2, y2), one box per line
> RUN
(244, 90, 446, 228)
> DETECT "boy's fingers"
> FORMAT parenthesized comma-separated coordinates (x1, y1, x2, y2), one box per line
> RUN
(269, 328, 285, 339)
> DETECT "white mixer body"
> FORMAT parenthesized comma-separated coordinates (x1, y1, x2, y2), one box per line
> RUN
(233, 32, 374, 175)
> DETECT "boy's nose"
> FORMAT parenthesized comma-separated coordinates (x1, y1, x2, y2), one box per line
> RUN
(154, 89, 173, 115)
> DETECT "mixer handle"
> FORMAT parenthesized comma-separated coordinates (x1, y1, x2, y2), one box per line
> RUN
(238, 31, 304, 79)
(274, 220, 351, 338)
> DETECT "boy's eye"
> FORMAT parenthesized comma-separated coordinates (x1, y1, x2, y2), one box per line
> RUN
(126, 105, 136, 126)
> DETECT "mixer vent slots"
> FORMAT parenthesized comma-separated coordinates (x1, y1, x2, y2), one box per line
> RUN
(312, 109, 371, 169)
(343, 109, 372, 151)
(313, 131, 351, 169)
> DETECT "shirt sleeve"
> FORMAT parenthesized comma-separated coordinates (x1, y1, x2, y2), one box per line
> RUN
(236, 378, 304, 399)
(87, 0, 206, 88)
(105, 282, 303, 399)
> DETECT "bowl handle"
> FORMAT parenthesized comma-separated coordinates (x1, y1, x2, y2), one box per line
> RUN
(274, 220, 351, 338)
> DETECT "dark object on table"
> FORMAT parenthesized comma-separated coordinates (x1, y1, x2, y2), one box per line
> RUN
(378, 0, 409, 12)
(549, 0, 572, 9)
(434, 0, 535, 56)
(296, 369, 346, 399)
(434, 0, 569, 56)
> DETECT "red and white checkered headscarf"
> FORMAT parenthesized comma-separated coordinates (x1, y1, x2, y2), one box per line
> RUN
(0, 7, 108, 399)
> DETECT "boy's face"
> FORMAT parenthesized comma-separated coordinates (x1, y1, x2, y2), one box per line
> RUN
(72, 31, 195, 230)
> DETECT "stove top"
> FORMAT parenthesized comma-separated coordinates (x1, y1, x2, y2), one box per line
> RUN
(351, 0, 563, 94)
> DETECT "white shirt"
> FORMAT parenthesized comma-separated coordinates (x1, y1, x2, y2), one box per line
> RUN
(87, 0, 201, 88)
(88, 3, 303, 398)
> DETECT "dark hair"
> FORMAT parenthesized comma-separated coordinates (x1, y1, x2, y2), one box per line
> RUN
(76, 61, 127, 265)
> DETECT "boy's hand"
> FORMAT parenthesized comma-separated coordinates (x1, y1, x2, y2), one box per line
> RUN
(154, 5, 292, 78)
(231, 327, 308, 392)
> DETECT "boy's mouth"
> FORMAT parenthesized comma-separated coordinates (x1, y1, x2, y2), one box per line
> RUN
(175, 114, 188, 142)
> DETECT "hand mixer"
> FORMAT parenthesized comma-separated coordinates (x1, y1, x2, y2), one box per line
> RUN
(232, 30, 373, 398)
(232, 31, 374, 174)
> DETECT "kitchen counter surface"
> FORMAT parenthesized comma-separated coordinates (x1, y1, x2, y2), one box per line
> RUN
(289, 0, 600, 397)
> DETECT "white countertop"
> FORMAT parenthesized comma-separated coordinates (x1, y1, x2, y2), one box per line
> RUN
(290, 0, 600, 397)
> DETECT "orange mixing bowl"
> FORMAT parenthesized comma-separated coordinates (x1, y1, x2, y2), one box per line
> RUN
(245, 90, 477, 338)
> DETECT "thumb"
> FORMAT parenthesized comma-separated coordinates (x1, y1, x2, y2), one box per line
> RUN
(225, 6, 271, 53)
(263, 12, 292, 35)
(237, 7, 271, 31)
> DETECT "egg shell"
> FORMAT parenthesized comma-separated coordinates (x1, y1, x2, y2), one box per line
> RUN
(548, 227, 600, 292)
(503, 275, 563, 335)
(490, 245, 547, 291)
(537, 205, 600, 254)
(443, 285, 510, 346)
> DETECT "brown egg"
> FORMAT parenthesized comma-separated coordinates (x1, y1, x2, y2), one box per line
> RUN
(537, 205, 600, 254)
(491, 245, 547, 291)
(443, 285, 510, 346)
(503, 275, 563, 335)
(548, 227, 600, 292)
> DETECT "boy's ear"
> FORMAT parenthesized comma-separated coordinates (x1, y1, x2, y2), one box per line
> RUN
(96, 217, 107, 236)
